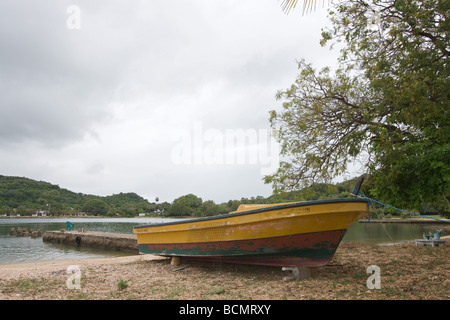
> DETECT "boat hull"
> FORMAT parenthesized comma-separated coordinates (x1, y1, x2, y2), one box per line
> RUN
(133, 198, 370, 267)
(138, 229, 346, 267)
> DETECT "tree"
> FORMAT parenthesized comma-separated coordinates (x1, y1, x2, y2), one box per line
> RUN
(198, 200, 220, 217)
(83, 199, 109, 216)
(265, 0, 449, 210)
(166, 194, 203, 217)
(167, 199, 192, 217)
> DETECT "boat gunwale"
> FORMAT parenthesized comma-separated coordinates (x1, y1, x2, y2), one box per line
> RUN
(133, 198, 369, 231)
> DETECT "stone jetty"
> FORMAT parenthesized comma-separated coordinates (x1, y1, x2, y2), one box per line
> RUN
(42, 230, 138, 253)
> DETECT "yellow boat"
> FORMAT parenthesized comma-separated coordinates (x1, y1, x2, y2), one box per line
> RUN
(133, 188, 370, 267)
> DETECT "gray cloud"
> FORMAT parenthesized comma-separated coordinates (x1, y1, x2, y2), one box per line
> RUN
(0, 1, 127, 147)
(0, 1, 338, 202)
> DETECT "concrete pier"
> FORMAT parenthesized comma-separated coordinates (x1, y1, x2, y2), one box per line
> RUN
(43, 230, 138, 253)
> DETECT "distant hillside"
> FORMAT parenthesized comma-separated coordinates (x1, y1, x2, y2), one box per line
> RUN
(0, 175, 360, 217)
(1, 175, 446, 218)
(0, 175, 153, 216)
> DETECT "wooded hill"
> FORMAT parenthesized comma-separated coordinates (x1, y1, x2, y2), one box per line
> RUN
(0, 175, 154, 217)
(0, 175, 446, 218)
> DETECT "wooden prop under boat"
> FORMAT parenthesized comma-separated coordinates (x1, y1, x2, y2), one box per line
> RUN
(133, 180, 370, 267)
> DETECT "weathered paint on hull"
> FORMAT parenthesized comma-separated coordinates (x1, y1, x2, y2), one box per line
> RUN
(133, 198, 370, 267)
(138, 229, 346, 267)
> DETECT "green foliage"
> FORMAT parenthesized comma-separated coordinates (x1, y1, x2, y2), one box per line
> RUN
(196, 200, 219, 217)
(166, 194, 202, 217)
(0, 175, 83, 215)
(265, 179, 357, 203)
(82, 199, 109, 216)
(266, 0, 449, 210)
(117, 279, 129, 291)
(0, 175, 154, 217)
(1, 174, 446, 219)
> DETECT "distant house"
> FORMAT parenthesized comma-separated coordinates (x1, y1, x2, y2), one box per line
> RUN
(35, 210, 47, 217)
(138, 213, 147, 217)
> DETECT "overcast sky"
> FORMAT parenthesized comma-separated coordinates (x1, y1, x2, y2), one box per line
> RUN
(0, 0, 342, 204)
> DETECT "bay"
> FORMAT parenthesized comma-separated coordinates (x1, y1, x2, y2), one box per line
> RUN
(0, 217, 178, 265)
(343, 221, 444, 245)
(0, 217, 445, 265)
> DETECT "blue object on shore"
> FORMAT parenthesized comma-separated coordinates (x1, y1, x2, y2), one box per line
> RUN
(433, 229, 442, 240)
(66, 221, 74, 231)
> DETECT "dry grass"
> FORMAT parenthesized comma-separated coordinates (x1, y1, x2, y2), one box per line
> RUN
(0, 242, 448, 300)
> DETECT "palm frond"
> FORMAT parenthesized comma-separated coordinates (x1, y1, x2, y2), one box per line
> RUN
(279, 0, 329, 15)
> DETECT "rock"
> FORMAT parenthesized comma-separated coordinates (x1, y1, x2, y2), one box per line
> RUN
(282, 267, 313, 281)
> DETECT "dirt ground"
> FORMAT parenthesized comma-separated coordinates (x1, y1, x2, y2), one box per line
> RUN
(0, 240, 448, 300)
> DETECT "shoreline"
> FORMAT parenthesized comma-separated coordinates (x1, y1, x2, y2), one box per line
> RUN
(0, 254, 159, 281)
(0, 215, 165, 219)
(3, 215, 449, 222)
(0, 240, 448, 300)
(2, 235, 448, 268)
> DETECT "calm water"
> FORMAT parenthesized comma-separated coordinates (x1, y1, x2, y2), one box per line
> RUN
(0, 217, 178, 265)
(0, 217, 446, 265)
(343, 222, 446, 245)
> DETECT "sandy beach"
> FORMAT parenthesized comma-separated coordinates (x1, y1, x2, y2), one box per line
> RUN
(0, 238, 449, 300)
